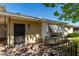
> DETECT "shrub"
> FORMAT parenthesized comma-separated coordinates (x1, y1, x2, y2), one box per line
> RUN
(66, 33, 79, 38)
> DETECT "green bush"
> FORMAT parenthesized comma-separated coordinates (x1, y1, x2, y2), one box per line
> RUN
(66, 33, 79, 38)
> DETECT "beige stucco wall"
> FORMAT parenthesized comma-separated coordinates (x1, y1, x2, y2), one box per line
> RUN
(0, 17, 4, 38)
(8, 18, 41, 46)
(0, 16, 8, 38)
(63, 27, 73, 36)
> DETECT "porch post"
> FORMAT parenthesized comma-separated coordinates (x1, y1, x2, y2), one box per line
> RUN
(7, 17, 10, 47)
(61, 25, 65, 40)
(25, 24, 28, 46)
(7, 17, 14, 47)
(41, 22, 49, 39)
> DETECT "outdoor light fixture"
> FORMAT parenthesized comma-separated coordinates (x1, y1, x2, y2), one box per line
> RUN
(28, 24, 30, 28)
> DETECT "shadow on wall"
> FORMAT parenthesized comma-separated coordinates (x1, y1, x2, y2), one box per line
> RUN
(7, 34, 41, 47)
(27, 34, 41, 43)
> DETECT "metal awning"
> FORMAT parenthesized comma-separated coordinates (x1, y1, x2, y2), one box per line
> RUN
(49, 25, 67, 33)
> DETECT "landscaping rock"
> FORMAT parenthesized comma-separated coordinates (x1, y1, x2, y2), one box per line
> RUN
(0, 42, 61, 56)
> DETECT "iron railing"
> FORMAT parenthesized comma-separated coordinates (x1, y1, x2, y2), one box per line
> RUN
(45, 37, 77, 56)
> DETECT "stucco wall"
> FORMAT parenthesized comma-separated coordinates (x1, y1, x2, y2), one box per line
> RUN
(0, 16, 8, 38)
(64, 27, 73, 36)
(0, 24, 5, 38)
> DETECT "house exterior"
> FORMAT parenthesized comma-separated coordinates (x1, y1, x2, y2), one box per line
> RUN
(0, 6, 74, 47)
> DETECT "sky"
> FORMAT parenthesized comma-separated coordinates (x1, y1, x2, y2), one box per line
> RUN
(2, 3, 79, 26)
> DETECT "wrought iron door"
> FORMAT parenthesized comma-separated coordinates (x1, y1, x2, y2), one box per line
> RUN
(14, 24, 25, 45)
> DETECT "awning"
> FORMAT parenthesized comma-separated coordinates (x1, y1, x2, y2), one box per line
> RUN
(49, 25, 67, 33)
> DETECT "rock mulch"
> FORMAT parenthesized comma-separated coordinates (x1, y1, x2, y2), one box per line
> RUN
(0, 43, 59, 56)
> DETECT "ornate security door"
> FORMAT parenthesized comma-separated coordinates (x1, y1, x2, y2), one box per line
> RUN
(14, 24, 25, 45)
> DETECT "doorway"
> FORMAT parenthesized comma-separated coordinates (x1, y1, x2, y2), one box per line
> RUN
(14, 23, 25, 45)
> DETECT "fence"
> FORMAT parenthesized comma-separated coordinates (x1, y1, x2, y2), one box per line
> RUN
(45, 37, 78, 56)
(55, 43, 77, 56)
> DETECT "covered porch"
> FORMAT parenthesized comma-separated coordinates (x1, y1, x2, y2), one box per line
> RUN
(0, 14, 42, 47)
(0, 12, 68, 47)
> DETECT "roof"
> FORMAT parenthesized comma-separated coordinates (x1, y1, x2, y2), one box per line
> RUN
(0, 11, 68, 25)
(73, 26, 79, 28)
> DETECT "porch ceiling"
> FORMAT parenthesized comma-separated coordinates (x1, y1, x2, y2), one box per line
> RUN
(0, 12, 44, 22)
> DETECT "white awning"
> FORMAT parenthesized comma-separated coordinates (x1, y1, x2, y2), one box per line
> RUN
(49, 25, 67, 33)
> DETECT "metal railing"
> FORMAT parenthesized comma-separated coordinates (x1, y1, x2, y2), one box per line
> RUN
(45, 37, 77, 56)
(14, 36, 25, 45)
(55, 43, 77, 56)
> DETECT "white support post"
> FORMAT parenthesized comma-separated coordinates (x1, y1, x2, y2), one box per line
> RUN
(41, 22, 49, 39)
(25, 24, 28, 46)
(61, 26, 65, 40)
(7, 18, 10, 47)
(9, 20, 14, 47)
(7, 18, 14, 47)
